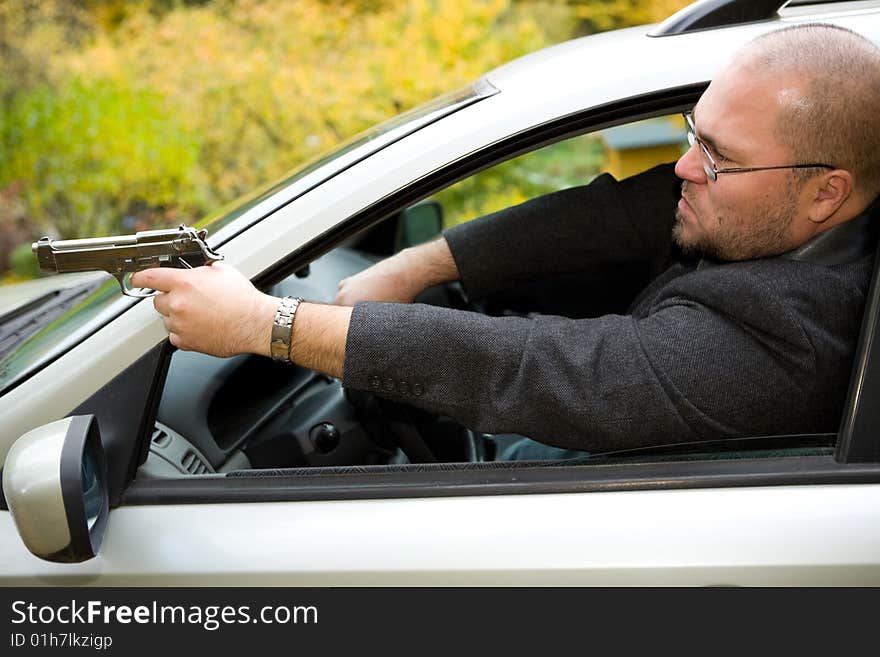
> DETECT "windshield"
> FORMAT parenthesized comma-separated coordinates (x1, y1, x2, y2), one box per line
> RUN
(0, 79, 498, 395)
(206, 78, 497, 245)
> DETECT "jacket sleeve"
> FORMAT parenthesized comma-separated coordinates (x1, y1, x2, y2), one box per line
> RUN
(342, 265, 824, 452)
(442, 162, 681, 301)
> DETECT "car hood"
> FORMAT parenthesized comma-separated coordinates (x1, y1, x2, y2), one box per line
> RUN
(0, 272, 109, 361)
(0, 272, 107, 318)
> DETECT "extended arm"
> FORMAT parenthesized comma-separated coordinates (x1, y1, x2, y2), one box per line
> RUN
(132, 257, 846, 453)
(340, 262, 842, 451)
(131, 162, 688, 449)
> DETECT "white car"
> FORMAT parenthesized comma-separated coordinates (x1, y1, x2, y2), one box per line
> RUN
(2, 0, 880, 585)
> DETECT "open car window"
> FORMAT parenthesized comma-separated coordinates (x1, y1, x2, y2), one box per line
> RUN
(0, 81, 498, 399)
(435, 115, 685, 231)
(140, 109, 865, 483)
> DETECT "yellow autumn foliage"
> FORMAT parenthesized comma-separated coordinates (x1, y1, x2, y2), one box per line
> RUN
(0, 0, 691, 277)
(64, 0, 573, 210)
(566, 0, 693, 32)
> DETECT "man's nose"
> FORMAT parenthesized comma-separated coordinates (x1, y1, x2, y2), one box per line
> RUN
(675, 141, 708, 183)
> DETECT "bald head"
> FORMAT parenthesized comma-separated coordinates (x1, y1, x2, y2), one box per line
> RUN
(735, 24, 880, 204)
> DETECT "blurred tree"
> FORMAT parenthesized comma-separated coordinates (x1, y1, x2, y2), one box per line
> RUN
(0, 182, 32, 280)
(0, 1, 93, 102)
(0, 1, 96, 254)
(66, 0, 574, 209)
(0, 0, 693, 278)
(557, 0, 692, 34)
(1, 78, 199, 238)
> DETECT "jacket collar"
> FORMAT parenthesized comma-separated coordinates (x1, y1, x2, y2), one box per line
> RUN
(780, 196, 880, 266)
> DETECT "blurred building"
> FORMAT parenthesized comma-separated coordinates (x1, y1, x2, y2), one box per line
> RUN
(599, 116, 685, 179)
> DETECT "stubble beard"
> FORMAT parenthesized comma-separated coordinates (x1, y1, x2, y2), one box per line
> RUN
(673, 182, 800, 261)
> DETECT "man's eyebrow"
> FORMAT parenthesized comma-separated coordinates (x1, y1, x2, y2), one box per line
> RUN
(691, 112, 740, 158)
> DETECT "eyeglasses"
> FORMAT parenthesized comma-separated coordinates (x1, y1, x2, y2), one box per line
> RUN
(682, 112, 835, 182)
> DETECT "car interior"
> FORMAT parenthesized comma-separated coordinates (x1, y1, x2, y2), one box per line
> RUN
(138, 114, 880, 479)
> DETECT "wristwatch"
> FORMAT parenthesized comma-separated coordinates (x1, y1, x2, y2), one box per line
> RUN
(270, 296, 302, 364)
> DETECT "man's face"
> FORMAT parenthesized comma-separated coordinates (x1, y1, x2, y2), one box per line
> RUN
(673, 62, 811, 261)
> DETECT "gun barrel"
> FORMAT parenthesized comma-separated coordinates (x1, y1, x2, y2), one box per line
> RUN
(31, 226, 219, 278)
(32, 234, 157, 272)
(33, 243, 137, 274)
(45, 235, 137, 251)
(32, 239, 59, 272)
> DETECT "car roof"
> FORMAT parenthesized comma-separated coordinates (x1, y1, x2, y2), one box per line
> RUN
(483, 1, 880, 121)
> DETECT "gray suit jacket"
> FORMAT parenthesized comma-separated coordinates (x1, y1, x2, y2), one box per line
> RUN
(342, 164, 878, 451)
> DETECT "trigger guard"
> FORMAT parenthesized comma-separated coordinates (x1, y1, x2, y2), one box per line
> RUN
(118, 272, 159, 298)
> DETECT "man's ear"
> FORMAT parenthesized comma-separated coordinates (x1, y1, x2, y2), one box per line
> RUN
(808, 169, 854, 224)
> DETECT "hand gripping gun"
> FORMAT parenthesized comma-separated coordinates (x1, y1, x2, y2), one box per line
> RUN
(32, 225, 224, 297)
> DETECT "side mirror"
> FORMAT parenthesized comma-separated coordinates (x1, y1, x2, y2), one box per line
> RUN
(398, 200, 443, 250)
(2, 415, 109, 563)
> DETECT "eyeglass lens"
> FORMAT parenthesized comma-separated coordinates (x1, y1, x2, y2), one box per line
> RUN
(684, 114, 717, 181)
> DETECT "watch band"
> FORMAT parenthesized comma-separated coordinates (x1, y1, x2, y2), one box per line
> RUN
(270, 296, 302, 364)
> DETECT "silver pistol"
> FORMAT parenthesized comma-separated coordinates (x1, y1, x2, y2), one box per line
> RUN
(32, 225, 224, 298)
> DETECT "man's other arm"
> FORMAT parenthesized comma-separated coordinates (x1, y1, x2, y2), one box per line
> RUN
(335, 162, 680, 307)
(334, 235, 459, 306)
(442, 162, 680, 302)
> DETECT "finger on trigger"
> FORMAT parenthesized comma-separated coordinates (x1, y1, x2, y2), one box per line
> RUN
(131, 266, 185, 293)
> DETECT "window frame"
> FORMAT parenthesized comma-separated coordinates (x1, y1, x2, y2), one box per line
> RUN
(835, 238, 880, 463)
(120, 84, 880, 506)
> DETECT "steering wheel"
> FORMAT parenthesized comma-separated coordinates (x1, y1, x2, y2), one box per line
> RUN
(346, 390, 483, 463)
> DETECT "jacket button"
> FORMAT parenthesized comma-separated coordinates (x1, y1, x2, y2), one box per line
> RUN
(369, 375, 381, 389)
(413, 383, 424, 397)
(384, 377, 395, 392)
(398, 381, 410, 395)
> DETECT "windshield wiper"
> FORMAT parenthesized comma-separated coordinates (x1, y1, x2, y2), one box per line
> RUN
(0, 290, 63, 325)
(0, 280, 104, 360)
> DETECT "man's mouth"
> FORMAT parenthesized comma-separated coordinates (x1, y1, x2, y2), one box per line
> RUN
(678, 183, 697, 219)
(677, 195, 695, 221)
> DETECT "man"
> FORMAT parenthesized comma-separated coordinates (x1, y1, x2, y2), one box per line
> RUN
(132, 24, 880, 458)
